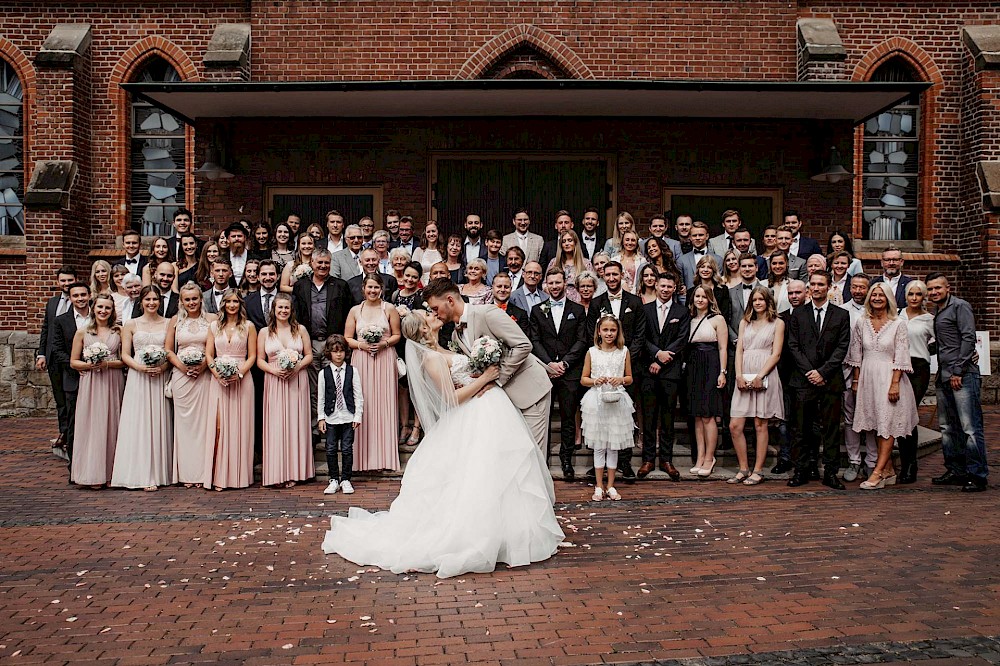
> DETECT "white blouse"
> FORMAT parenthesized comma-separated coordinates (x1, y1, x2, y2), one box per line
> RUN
(900, 310, 934, 362)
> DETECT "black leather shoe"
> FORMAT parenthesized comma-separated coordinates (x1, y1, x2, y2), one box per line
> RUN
(771, 460, 794, 474)
(808, 467, 821, 481)
(822, 474, 846, 490)
(787, 474, 809, 487)
(932, 470, 967, 486)
(961, 478, 988, 493)
(561, 464, 575, 481)
(618, 464, 636, 484)
(898, 463, 918, 485)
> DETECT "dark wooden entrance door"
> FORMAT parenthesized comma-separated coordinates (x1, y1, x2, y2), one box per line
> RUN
(434, 158, 609, 241)
(667, 191, 780, 243)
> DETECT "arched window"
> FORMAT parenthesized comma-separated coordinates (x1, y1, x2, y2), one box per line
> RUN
(0, 60, 24, 236)
(131, 58, 186, 236)
(861, 58, 920, 240)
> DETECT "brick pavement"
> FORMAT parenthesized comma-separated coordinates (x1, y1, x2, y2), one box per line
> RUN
(0, 412, 997, 666)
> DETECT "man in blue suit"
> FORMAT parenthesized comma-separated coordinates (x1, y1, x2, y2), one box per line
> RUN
(784, 210, 823, 260)
(871, 246, 912, 309)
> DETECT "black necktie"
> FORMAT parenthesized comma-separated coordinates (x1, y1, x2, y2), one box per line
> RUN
(815, 307, 822, 331)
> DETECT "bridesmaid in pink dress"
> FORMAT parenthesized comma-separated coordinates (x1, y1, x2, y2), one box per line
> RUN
(69, 294, 126, 488)
(346, 274, 402, 471)
(257, 292, 314, 487)
(165, 283, 216, 487)
(205, 289, 258, 490)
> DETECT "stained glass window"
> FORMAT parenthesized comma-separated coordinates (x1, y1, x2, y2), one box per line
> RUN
(130, 59, 186, 236)
(0, 60, 24, 236)
(861, 58, 920, 241)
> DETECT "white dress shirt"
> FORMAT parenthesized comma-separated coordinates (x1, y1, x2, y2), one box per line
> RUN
(73, 309, 90, 330)
(516, 233, 529, 250)
(316, 362, 364, 425)
(656, 299, 670, 330)
(606, 290, 624, 318)
(812, 300, 830, 331)
(883, 273, 901, 296)
(230, 250, 248, 283)
(582, 234, 598, 258)
(525, 287, 543, 310)
(122, 254, 142, 275)
(549, 299, 565, 333)
(464, 238, 482, 265)
(790, 234, 801, 258)
(328, 237, 344, 253)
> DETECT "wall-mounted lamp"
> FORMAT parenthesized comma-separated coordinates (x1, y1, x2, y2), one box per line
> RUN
(195, 143, 234, 180)
(811, 146, 852, 184)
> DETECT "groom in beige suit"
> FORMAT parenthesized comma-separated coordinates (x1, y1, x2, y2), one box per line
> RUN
(423, 279, 553, 453)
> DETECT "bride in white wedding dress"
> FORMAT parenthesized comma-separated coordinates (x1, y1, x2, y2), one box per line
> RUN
(322, 310, 564, 578)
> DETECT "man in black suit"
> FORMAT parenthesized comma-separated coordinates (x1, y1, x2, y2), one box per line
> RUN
(579, 207, 606, 260)
(784, 210, 823, 260)
(292, 249, 352, 426)
(492, 272, 530, 337)
(587, 261, 646, 481)
(771, 279, 808, 474)
(538, 210, 574, 272)
(52, 282, 92, 473)
(638, 273, 689, 480)
(168, 207, 204, 260)
(786, 271, 852, 489)
(245, 260, 280, 458)
(347, 249, 399, 305)
(112, 230, 147, 277)
(133, 262, 179, 319)
(530, 267, 588, 480)
(389, 216, 419, 255)
(36, 266, 79, 457)
(461, 214, 490, 266)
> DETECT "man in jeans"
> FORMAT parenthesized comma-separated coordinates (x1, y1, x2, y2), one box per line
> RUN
(927, 273, 988, 492)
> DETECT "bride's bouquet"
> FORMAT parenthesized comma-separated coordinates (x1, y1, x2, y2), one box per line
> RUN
(468, 336, 503, 374)
(358, 324, 384, 345)
(136, 345, 168, 367)
(178, 349, 205, 366)
(292, 264, 313, 280)
(211, 358, 240, 379)
(82, 341, 111, 365)
(276, 348, 301, 371)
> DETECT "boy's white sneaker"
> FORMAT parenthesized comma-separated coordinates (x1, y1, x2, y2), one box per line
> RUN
(340, 480, 355, 494)
(324, 480, 339, 495)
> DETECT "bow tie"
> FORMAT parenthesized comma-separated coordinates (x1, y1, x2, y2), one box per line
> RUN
(743, 284, 754, 290)
(551, 301, 564, 308)
(456, 322, 467, 332)
(608, 294, 622, 301)
(584, 236, 596, 242)
(125, 259, 137, 265)
(694, 249, 705, 255)
(215, 291, 225, 297)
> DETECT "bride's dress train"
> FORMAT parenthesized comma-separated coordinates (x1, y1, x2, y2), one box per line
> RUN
(322, 355, 564, 578)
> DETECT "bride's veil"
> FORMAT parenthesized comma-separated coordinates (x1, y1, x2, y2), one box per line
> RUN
(405, 339, 458, 432)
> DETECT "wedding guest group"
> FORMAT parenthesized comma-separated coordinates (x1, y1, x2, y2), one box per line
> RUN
(47, 206, 987, 496)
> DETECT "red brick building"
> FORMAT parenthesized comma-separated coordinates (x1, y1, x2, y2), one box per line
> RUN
(2, 1, 999, 413)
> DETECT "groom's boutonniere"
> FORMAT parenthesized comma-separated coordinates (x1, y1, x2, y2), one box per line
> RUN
(539, 301, 552, 315)
(447, 341, 461, 353)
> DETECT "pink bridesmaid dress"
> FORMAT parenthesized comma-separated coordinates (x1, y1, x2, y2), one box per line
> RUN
(261, 329, 314, 485)
(171, 317, 212, 485)
(71, 331, 125, 486)
(352, 301, 400, 471)
(205, 326, 255, 489)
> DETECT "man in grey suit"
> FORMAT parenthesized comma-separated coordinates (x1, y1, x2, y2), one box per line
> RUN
(424, 278, 553, 453)
(709, 209, 757, 257)
(728, 253, 762, 336)
(500, 208, 544, 265)
(507, 262, 549, 314)
(776, 226, 808, 280)
(329, 225, 366, 281)
(678, 221, 723, 292)
(642, 213, 682, 263)
(202, 259, 234, 315)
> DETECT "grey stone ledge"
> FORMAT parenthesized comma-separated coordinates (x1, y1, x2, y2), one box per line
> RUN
(35, 24, 92, 67)
(25, 161, 77, 209)
(963, 26, 1000, 71)
(977, 160, 1000, 210)
(204, 23, 251, 68)
(797, 18, 846, 62)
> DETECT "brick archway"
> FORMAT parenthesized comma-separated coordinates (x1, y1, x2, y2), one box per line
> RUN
(0, 37, 36, 233)
(109, 37, 199, 235)
(456, 25, 594, 80)
(852, 38, 942, 245)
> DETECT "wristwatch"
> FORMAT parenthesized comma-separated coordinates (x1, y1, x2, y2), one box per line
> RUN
(238, 372, 244, 380)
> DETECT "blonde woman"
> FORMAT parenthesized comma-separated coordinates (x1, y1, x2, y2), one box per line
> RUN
(90, 260, 113, 296)
(897, 280, 934, 483)
(412, 220, 444, 284)
(280, 232, 315, 293)
(460, 258, 493, 304)
(612, 230, 643, 294)
(548, 230, 594, 303)
(164, 282, 216, 487)
(721, 249, 742, 288)
(603, 212, 636, 256)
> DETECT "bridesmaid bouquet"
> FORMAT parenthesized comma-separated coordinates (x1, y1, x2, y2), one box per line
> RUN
(292, 264, 313, 280)
(358, 324, 384, 345)
(178, 349, 205, 366)
(82, 341, 111, 365)
(211, 358, 240, 379)
(136, 345, 168, 367)
(276, 349, 301, 370)
(468, 335, 503, 374)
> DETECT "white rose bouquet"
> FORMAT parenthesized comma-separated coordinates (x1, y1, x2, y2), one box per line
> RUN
(136, 345, 168, 367)
(468, 336, 504, 374)
(82, 341, 111, 365)
(276, 349, 301, 371)
(292, 264, 313, 280)
(211, 358, 240, 379)
(177, 349, 205, 366)
(358, 324, 384, 345)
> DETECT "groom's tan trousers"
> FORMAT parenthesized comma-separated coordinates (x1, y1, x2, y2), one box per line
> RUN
(520, 390, 552, 456)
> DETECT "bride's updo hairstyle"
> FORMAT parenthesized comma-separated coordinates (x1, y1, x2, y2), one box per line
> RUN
(401, 310, 432, 346)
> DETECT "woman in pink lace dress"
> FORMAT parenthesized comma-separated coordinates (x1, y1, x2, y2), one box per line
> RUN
(257, 293, 314, 487)
(206, 289, 258, 490)
(846, 282, 918, 490)
(165, 282, 216, 487)
(346, 274, 402, 472)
